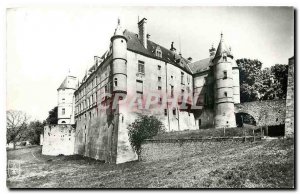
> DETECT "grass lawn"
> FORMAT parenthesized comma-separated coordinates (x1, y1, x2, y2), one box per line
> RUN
(7, 138, 294, 188)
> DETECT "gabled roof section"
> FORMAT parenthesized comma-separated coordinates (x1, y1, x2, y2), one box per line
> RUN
(58, 76, 77, 90)
(124, 30, 192, 74)
(188, 58, 212, 74)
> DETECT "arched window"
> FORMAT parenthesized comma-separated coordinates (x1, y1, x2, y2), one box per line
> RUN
(62, 121, 66, 124)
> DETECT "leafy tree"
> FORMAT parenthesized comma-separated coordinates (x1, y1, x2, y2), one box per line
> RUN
(236, 59, 288, 102)
(6, 110, 30, 149)
(237, 58, 263, 102)
(27, 120, 46, 145)
(46, 106, 58, 125)
(127, 115, 165, 160)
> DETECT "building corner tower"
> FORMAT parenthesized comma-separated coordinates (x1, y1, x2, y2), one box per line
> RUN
(212, 33, 236, 128)
(110, 18, 128, 96)
(57, 74, 77, 125)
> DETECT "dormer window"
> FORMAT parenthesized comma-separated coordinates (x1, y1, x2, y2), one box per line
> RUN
(155, 46, 162, 58)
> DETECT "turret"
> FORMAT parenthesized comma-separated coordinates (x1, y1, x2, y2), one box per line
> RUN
(110, 18, 128, 94)
(212, 33, 236, 128)
(57, 74, 77, 125)
(230, 47, 240, 104)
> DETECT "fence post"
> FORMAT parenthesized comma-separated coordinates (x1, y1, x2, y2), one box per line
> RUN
(223, 127, 226, 137)
(260, 127, 263, 138)
(253, 129, 255, 142)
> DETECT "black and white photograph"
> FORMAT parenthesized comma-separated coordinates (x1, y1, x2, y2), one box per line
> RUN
(4, 3, 295, 189)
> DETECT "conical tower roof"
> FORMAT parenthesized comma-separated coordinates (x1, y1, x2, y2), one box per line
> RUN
(57, 75, 77, 90)
(214, 33, 232, 59)
(111, 18, 127, 42)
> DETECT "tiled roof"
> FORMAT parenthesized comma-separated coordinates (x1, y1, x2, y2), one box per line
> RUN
(188, 58, 212, 74)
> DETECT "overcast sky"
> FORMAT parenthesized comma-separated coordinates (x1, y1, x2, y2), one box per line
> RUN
(6, 6, 294, 121)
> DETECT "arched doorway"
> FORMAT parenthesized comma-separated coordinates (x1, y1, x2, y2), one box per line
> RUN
(235, 112, 256, 127)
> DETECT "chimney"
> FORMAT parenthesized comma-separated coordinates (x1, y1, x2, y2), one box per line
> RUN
(188, 57, 193, 62)
(146, 34, 150, 39)
(138, 18, 147, 48)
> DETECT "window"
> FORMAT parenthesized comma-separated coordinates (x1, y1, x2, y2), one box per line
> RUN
(181, 72, 184, 84)
(62, 108, 65, 115)
(158, 76, 161, 82)
(164, 109, 167, 116)
(181, 89, 185, 101)
(105, 85, 108, 93)
(138, 60, 145, 74)
(114, 78, 118, 87)
(155, 47, 162, 58)
(158, 65, 161, 70)
(156, 50, 162, 58)
(223, 71, 227, 79)
(224, 92, 227, 97)
(171, 75, 173, 79)
(62, 98, 65, 103)
(158, 86, 162, 90)
(171, 86, 174, 98)
(173, 108, 176, 116)
(136, 80, 143, 93)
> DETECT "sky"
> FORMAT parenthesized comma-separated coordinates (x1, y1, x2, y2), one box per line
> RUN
(6, 6, 294, 121)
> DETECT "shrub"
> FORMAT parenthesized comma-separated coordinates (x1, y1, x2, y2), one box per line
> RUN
(127, 114, 165, 160)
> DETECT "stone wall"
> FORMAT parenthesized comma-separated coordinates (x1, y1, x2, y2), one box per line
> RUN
(141, 137, 259, 162)
(235, 100, 286, 127)
(285, 56, 294, 137)
(42, 125, 75, 156)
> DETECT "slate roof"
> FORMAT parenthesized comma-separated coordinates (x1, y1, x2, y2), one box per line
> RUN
(214, 34, 232, 60)
(58, 76, 77, 90)
(188, 58, 212, 74)
(124, 30, 192, 74)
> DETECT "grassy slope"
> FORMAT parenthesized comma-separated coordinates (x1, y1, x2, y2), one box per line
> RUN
(7, 139, 294, 188)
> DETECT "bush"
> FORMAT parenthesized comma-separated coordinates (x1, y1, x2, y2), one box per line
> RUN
(127, 114, 165, 160)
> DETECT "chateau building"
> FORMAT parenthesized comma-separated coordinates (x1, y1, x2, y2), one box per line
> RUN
(73, 18, 240, 163)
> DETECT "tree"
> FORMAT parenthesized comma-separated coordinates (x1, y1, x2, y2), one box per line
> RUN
(46, 106, 58, 125)
(237, 58, 263, 102)
(236, 59, 288, 102)
(127, 115, 165, 160)
(6, 110, 30, 149)
(27, 120, 46, 145)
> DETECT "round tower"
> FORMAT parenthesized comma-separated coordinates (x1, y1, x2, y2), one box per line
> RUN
(230, 48, 240, 104)
(212, 33, 236, 128)
(110, 18, 127, 94)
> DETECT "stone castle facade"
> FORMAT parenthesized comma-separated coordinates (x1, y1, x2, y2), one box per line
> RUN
(285, 56, 295, 137)
(72, 18, 241, 163)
